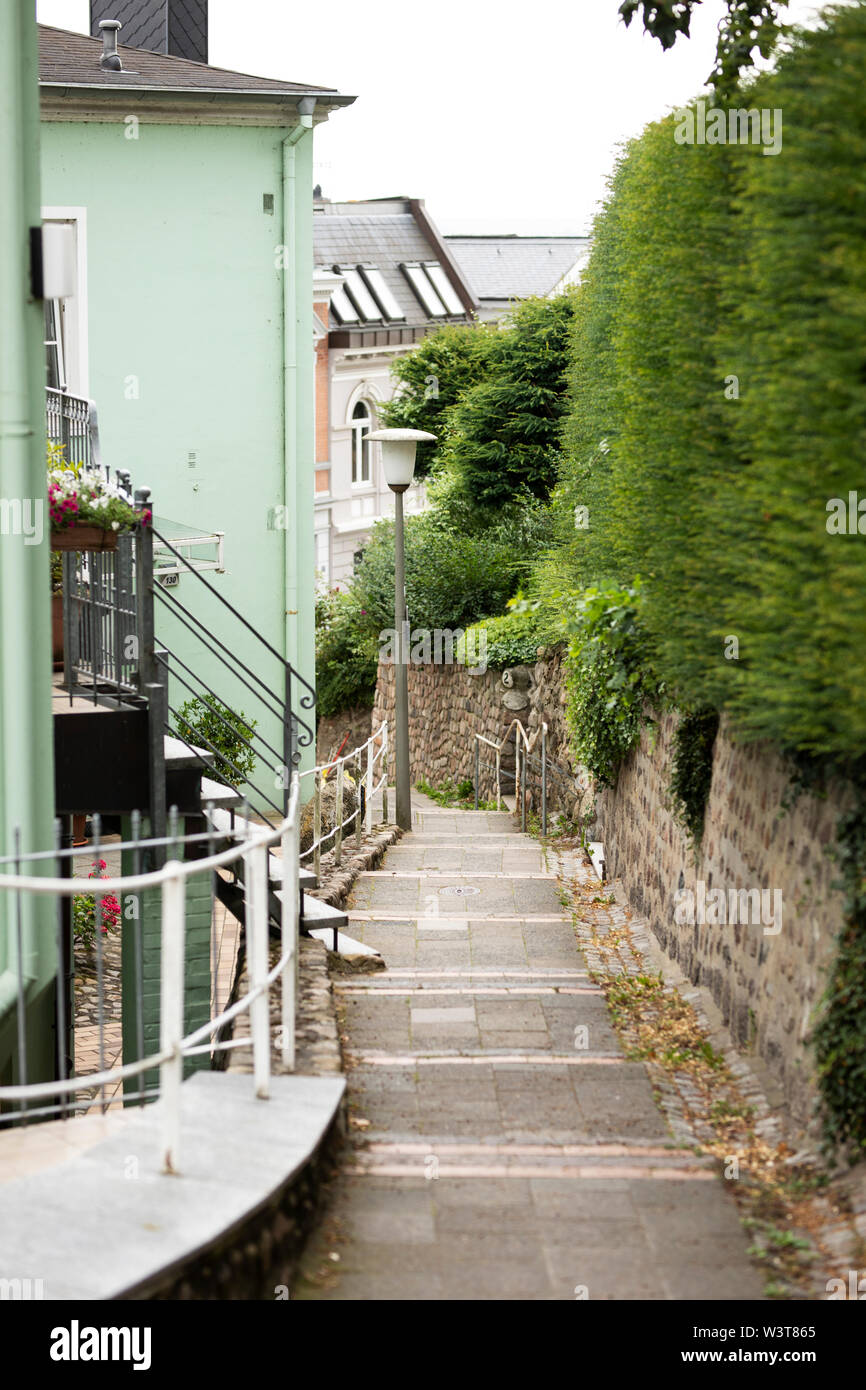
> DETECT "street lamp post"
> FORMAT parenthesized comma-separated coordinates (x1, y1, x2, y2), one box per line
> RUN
(367, 428, 436, 831)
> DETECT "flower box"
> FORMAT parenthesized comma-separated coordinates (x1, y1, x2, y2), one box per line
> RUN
(50, 525, 118, 552)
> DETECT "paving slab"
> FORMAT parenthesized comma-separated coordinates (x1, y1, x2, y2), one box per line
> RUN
(297, 791, 764, 1302)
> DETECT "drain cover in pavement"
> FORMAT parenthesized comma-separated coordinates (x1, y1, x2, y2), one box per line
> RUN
(438, 885, 481, 896)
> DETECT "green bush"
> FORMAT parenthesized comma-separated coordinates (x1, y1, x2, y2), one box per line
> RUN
(176, 696, 257, 787)
(352, 510, 523, 636)
(314, 509, 529, 717)
(563, 582, 661, 788)
(315, 587, 379, 719)
(459, 606, 557, 671)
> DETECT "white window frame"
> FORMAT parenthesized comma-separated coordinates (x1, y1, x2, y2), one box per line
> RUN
(40, 206, 89, 398)
(351, 399, 374, 487)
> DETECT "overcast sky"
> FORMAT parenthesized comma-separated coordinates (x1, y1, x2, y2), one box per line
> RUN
(37, 0, 825, 234)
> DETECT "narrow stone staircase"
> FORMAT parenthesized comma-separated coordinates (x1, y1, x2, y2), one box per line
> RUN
(295, 789, 764, 1301)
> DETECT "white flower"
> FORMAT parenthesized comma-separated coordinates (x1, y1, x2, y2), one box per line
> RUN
(111, 521, 120, 531)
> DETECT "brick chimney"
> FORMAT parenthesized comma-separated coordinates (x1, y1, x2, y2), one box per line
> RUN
(90, 1, 208, 64)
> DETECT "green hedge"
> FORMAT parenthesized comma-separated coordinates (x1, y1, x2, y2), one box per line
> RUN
(555, 3, 866, 761)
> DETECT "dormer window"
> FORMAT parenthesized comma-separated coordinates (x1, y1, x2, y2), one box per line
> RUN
(400, 262, 464, 319)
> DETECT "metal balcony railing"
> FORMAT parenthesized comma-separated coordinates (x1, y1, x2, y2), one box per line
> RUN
(46, 387, 103, 477)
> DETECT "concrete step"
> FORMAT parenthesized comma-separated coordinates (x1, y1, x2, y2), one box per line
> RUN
(164, 735, 215, 769)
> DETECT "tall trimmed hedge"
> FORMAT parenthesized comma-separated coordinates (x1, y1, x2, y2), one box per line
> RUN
(557, 2, 866, 761)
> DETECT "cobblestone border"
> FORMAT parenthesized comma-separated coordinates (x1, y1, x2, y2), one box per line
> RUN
(549, 843, 866, 1302)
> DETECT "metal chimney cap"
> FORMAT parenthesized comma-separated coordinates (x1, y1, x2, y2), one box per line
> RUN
(98, 19, 123, 70)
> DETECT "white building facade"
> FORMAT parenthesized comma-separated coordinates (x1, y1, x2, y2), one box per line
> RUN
(312, 196, 477, 589)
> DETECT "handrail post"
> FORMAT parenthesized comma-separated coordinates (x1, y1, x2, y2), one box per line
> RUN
(246, 841, 271, 1099)
(496, 748, 501, 811)
(365, 736, 374, 835)
(335, 761, 344, 866)
(520, 731, 527, 833)
(541, 721, 548, 838)
(282, 664, 293, 819)
(355, 751, 363, 848)
(281, 783, 298, 1070)
(135, 491, 166, 860)
(313, 768, 322, 880)
(474, 737, 479, 809)
(159, 868, 186, 1174)
(381, 723, 389, 824)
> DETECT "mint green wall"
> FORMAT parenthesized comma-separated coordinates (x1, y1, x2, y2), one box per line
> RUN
(0, 3, 58, 1089)
(40, 119, 317, 792)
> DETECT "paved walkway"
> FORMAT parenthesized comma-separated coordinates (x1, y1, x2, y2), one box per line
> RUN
(296, 792, 764, 1301)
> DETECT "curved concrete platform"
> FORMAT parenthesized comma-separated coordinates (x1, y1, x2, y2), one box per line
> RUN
(0, 1071, 344, 1299)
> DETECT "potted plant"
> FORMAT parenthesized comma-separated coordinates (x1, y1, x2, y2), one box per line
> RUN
(48, 443, 149, 550)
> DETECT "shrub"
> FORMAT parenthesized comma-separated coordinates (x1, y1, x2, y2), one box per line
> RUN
(459, 605, 557, 671)
(352, 510, 522, 636)
(176, 696, 257, 786)
(563, 582, 661, 787)
(315, 587, 379, 719)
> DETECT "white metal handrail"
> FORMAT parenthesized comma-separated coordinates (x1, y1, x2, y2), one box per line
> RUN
(299, 721, 389, 875)
(0, 774, 301, 1175)
(474, 718, 549, 833)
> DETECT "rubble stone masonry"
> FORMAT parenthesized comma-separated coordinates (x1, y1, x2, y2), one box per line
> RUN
(373, 650, 849, 1131)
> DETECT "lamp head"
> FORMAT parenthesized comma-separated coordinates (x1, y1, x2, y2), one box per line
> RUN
(366, 428, 436, 491)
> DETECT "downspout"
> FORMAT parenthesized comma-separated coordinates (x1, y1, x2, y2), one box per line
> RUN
(281, 98, 315, 685)
(0, 2, 51, 1016)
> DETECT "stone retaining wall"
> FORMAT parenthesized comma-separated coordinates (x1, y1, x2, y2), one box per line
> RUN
(373, 653, 849, 1132)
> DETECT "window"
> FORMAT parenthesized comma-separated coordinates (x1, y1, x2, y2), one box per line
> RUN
(401, 261, 464, 319)
(40, 210, 88, 395)
(423, 263, 464, 316)
(44, 299, 67, 391)
(401, 262, 448, 317)
(315, 526, 330, 586)
(351, 400, 372, 484)
(358, 266, 405, 321)
(330, 284, 360, 324)
(342, 268, 382, 322)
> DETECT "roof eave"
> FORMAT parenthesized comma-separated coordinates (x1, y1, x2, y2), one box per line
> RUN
(39, 82, 356, 125)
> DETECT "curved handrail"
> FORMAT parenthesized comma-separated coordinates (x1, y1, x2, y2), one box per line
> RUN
(0, 776, 301, 1169)
(473, 717, 549, 830)
(299, 722, 389, 872)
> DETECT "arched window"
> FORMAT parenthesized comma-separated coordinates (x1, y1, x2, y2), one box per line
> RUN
(351, 400, 372, 484)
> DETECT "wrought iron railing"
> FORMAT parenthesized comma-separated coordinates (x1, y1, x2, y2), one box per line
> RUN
(46, 387, 103, 477)
(152, 527, 316, 821)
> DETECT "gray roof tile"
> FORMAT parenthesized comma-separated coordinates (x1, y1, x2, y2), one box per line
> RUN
(38, 23, 337, 94)
(446, 235, 591, 303)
